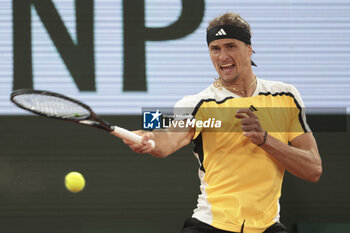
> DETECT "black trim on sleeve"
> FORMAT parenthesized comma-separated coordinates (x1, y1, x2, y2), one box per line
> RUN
(193, 133, 205, 172)
(258, 92, 308, 133)
(190, 96, 235, 172)
(191, 96, 235, 116)
(191, 97, 237, 173)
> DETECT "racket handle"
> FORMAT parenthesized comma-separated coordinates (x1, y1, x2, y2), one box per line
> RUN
(112, 126, 155, 149)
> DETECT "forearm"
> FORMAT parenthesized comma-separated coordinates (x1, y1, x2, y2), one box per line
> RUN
(260, 133, 322, 182)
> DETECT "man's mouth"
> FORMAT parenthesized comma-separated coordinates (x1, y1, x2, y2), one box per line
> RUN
(220, 63, 235, 71)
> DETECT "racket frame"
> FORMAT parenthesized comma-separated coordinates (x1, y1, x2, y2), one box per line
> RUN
(10, 89, 113, 132)
(10, 89, 155, 148)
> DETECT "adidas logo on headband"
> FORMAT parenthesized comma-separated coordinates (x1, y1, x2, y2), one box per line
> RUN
(215, 28, 227, 36)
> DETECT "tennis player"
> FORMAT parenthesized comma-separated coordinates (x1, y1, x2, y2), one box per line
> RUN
(123, 12, 322, 233)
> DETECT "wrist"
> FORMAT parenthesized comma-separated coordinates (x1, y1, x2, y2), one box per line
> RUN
(258, 131, 268, 146)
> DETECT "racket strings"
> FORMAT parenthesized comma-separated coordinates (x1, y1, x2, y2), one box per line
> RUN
(13, 94, 90, 120)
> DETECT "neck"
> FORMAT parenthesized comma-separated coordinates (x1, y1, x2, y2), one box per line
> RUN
(220, 72, 257, 97)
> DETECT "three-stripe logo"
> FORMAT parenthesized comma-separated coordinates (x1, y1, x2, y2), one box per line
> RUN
(215, 28, 227, 36)
(249, 105, 257, 112)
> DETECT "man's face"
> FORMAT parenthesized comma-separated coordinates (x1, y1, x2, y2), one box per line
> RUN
(209, 38, 253, 83)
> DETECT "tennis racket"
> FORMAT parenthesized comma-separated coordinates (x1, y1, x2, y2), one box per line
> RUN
(10, 89, 155, 148)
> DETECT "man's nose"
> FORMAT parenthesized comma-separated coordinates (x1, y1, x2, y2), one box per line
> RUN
(219, 49, 230, 61)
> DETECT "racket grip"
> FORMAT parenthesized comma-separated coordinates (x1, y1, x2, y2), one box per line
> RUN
(112, 126, 155, 149)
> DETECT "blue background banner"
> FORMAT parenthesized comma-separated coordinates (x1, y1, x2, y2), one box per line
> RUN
(1, 0, 349, 114)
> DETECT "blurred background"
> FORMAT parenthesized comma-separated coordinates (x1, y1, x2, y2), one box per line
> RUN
(0, 0, 349, 232)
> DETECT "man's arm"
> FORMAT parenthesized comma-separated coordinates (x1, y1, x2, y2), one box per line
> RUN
(120, 124, 195, 158)
(260, 132, 322, 182)
(236, 108, 322, 183)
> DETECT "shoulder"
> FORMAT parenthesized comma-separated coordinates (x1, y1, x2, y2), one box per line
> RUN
(258, 78, 305, 107)
(175, 85, 215, 109)
(174, 85, 218, 117)
(259, 79, 299, 95)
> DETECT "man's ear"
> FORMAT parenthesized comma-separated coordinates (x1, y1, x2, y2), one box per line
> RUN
(247, 45, 253, 56)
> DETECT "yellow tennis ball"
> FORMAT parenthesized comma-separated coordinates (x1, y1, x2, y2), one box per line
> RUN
(65, 172, 85, 193)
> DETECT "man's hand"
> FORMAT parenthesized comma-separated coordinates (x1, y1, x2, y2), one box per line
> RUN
(123, 130, 155, 154)
(235, 108, 266, 146)
(122, 124, 194, 158)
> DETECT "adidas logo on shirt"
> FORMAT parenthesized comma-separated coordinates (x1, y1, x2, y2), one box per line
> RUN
(249, 105, 258, 112)
(215, 28, 227, 36)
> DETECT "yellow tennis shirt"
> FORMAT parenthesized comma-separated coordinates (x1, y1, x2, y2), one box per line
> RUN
(175, 78, 309, 233)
